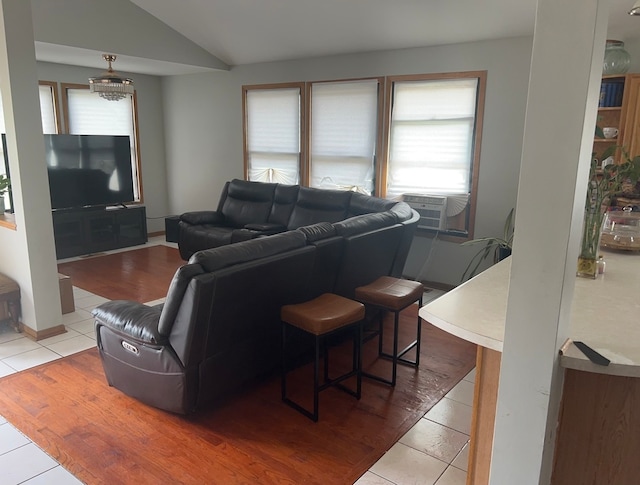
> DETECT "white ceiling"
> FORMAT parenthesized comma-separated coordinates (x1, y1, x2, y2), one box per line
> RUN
(35, 0, 640, 75)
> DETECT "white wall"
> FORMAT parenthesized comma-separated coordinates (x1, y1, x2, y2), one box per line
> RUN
(36, 61, 170, 233)
(30, 0, 226, 70)
(162, 36, 533, 285)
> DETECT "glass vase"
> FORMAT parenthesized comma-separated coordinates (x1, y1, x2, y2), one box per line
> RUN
(603, 40, 630, 75)
(577, 208, 606, 278)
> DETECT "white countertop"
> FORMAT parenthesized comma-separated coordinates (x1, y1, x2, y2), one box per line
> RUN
(419, 251, 640, 377)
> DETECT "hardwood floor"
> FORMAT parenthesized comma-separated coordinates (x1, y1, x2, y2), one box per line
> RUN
(0, 316, 475, 484)
(0, 243, 477, 484)
(57, 245, 184, 302)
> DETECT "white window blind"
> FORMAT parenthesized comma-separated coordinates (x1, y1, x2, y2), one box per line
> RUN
(387, 78, 478, 198)
(246, 88, 300, 185)
(66, 88, 140, 200)
(39, 85, 57, 134)
(310, 80, 378, 194)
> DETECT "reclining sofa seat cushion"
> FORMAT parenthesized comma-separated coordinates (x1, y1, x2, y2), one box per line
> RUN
(286, 186, 353, 230)
(229, 184, 302, 243)
(178, 179, 280, 259)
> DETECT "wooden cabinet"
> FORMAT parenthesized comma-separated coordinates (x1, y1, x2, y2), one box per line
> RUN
(594, 74, 640, 164)
(52, 205, 147, 259)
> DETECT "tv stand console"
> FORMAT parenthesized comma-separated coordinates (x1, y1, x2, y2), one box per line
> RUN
(52, 205, 147, 259)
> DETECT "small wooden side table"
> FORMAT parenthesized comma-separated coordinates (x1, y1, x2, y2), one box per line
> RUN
(0, 273, 20, 332)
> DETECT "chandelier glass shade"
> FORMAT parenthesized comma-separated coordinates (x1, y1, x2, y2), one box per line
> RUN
(89, 54, 134, 101)
(630, 0, 640, 15)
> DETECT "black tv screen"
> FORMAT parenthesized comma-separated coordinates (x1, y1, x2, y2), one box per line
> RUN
(45, 134, 135, 210)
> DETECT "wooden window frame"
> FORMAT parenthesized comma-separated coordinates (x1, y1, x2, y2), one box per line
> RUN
(305, 77, 385, 193)
(242, 71, 486, 241)
(242, 82, 306, 183)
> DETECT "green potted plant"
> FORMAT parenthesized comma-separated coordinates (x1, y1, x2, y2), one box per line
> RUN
(0, 174, 10, 213)
(577, 144, 640, 277)
(460, 208, 514, 281)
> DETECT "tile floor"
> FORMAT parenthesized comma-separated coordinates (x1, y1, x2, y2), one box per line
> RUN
(0, 238, 474, 485)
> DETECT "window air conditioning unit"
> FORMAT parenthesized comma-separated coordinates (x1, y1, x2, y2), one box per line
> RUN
(403, 194, 448, 231)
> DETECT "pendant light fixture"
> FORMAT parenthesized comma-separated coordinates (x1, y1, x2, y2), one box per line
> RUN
(88, 54, 134, 101)
(630, 0, 640, 15)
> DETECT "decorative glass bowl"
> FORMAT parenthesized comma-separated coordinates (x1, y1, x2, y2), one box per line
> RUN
(603, 40, 631, 75)
(601, 206, 640, 250)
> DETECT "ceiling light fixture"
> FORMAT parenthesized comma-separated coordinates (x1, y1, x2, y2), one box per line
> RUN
(88, 54, 134, 101)
(630, 0, 640, 15)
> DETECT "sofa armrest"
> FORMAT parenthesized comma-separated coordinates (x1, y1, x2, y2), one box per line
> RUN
(92, 300, 166, 345)
(244, 222, 287, 233)
(180, 211, 225, 225)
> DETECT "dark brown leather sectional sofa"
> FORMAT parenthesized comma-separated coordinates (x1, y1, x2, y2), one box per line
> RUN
(92, 180, 419, 414)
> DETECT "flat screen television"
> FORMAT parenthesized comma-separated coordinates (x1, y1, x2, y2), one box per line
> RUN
(45, 134, 135, 210)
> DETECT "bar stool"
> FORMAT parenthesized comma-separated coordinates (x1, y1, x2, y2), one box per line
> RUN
(0, 273, 21, 333)
(355, 276, 423, 386)
(281, 293, 364, 422)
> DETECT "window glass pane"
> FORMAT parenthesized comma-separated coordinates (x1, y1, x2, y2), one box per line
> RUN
(66, 88, 140, 200)
(387, 78, 478, 199)
(246, 88, 300, 184)
(310, 80, 378, 193)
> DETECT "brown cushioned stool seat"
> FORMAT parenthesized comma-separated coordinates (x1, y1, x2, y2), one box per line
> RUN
(281, 293, 364, 422)
(355, 276, 423, 386)
(0, 273, 21, 333)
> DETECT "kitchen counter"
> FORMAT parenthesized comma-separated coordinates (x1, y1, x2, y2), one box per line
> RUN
(420, 250, 640, 376)
(419, 250, 640, 484)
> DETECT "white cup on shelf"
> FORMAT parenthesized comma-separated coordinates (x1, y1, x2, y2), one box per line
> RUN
(602, 127, 619, 139)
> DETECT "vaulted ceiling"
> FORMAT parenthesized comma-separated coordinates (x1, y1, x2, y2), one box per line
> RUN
(31, 0, 640, 75)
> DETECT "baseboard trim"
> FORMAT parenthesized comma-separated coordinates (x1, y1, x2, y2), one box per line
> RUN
(21, 324, 67, 341)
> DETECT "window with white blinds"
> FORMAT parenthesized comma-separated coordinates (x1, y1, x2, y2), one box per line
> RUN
(309, 80, 379, 194)
(386, 78, 479, 199)
(65, 87, 140, 200)
(245, 87, 301, 185)
(243, 72, 485, 239)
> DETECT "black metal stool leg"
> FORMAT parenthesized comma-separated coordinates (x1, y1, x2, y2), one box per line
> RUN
(415, 296, 423, 367)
